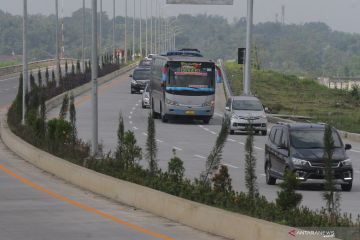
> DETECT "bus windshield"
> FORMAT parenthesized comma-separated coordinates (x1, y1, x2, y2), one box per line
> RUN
(167, 61, 215, 94)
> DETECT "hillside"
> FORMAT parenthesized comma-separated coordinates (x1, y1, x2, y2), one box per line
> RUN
(225, 61, 360, 133)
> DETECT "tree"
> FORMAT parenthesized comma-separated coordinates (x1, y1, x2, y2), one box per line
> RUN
(146, 112, 158, 173)
(122, 130, 142, 169)
(212, 165, 232, 194)
(115, 113, 125, 162)
(59, 94, 69, 120)
(322, 124, 341, 224)
(37, 68, 42, 87)
(69, 93, 77, 146)
(201, 117, 230, 185)
(65, 60, 68, 76)
(276, 170, 302, 211)
(168, 149, 185, 182)
(45, 67, 50, 86)
(245, 124, 258, 200)
(71, 61, 75, 76)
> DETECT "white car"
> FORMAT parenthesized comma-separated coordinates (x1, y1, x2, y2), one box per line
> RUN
(141, 84, 150, 108)
(225, 95, 268, 135)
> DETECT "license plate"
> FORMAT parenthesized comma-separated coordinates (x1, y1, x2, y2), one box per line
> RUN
(185, 110, 195, 115)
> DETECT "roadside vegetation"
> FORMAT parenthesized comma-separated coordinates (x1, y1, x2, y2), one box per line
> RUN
(225, 61, 360, 133)
(0, 60, 20, 68)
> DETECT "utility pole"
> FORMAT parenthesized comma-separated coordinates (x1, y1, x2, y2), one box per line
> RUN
(154, 0, 157, 53)
(145, 0, 148, 56)
(99, 0, 102, 56)
(124, 0, 128, 63)
(55, 0, 60, 84)
(244, 0, 253, 95)
(150, 0, 153, 53)
(91, 0, 98, 156)
(132, 0, 135, 60)
(139, 0, 142, 57)
(82, 0, 85, 72)
(22, 0, 28, 125)
(113, 0, 116, 58)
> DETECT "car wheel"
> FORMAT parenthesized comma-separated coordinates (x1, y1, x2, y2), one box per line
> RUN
(230, 130, 235, 135)
(142, 101, 145, 109)
(131, 90, 134, 94)
(151, 101, 158, 119)
(265, 162, 276, 185)
(203, 118, 210, 124)
(262, 130, 267, 136)
(341, 182, 352, 191)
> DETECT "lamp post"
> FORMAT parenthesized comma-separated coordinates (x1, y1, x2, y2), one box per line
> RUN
(124, 0, 128, 63)
(244, 0, 253, 95)
(55, 0, 60, 84)
(113, 0, 116, 57)
(132, 0, 135, 60)
(139, 0, 142, 57)
(91, 0, 98, 156)
(82, 0, 85, 72)
(22, 0, 28, 125)
(145, 0, 148, 57)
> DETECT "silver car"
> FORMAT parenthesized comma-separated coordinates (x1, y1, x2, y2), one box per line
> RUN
(225, 95, 267, 135)
(141, 84, 150, 108)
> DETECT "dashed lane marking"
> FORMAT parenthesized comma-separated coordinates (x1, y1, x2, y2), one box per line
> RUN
(350, 149, 360, 153)
(133, 126, 138, 130)
(129, 121, 133, 124)
(142, 132, 148, 136)
(238, 142, 245, 145)
(130, 111, 133, 115)
(254, 146, 264, 150)
(203, 128, 209, 131)
(194, 154, 206, 159)
(222, 163, 238, 169)
(0, 164, 175, 240)
(135, 104, 139, 106)
(156, 139, 164, 143)
(210, 131, 216, 135)
(128, 116, 132, 119)
(172, 146, 183, 151)
(228, 139, 236, 142)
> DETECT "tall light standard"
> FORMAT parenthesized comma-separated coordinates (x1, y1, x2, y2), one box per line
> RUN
(82, 0, 86, 72)
(150, 0, 153, 53)
(99, 0, 102, 56)
(139, 0, 142, 57)
(22, 0, 28, 125)
(154, 0, 157, 53)
(244, 0, 253, 95)
(91, 0, 98, 156)
(55, 0, 60, 83)
(145, 0, 148, 56)
(113, 0, 116, 57)
(124, 0, 128, 63)
(132, 0, 135, 60)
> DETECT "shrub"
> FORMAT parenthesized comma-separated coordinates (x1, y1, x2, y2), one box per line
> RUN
(168, 149, 185, 182)
(276, 171, 302, 211)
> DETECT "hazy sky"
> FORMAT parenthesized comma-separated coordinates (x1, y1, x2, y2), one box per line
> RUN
(1, 0, 360, 34)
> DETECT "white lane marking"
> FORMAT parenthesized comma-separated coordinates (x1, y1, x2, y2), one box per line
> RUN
(214, 112, 223, 117)
(135, 103, 139, 106)
(203, 128, 209, 131)
(142, 132, 148, 136)
(254, 146, 264, 150)
(128, 116, 132, 119)
(194, 154, 206, 159)
(228, 139, 236, 142)
(222, 163, 238, 169)
(130, 111, 133, 115)
(4, 88, 9, 91)
(138, 100, 141, 103)
(133, 126, 138, 130)
(13, 86, 17, 89)
(156, 139, 164, 143)
(132, 107, 136, 110)
(350, 149, 360, 153)
(173, 146, 183, 151)
(210, 131, 216, 135)
(198, 125, 204, 128)
(129, 121, 133, 124)
(259, 174, 266, 177)
(238, 142, 245, 145)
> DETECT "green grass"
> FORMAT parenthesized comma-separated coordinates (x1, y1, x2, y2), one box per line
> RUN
(0, 60, 20, 68)
(225, 61, 360, 133)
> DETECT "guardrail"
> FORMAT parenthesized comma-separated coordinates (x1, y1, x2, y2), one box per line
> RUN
(0, 58, 77, 77)
(218, 59, 232, 99)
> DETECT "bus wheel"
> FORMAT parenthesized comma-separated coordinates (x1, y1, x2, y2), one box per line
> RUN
(203, 118, 210, 124)
(161, 115, 168, 123)
(151, 101, 158, 119)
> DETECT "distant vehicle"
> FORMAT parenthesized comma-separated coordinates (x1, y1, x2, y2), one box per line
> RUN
(130, 68, 151, 94)
(161, 50, 203, 57)
(150, 55, 216, 123)
(225, 95, 267, 135)
(141, 84, 150, 108)
(138, 59, 152, 68)
(265, 123, 353, 191)
(146, 54, 156, 60)
(177, 48, 201, 53)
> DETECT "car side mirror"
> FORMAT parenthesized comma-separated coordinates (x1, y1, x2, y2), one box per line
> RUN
(264, 107, 269, 113)
(345, 144, 352, 151)
(140, 90, 144, 93)
(129, 74, 133, 77)
(225, 106, 230, 111)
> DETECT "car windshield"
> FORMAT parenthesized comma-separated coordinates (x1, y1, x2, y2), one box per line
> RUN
(232, 99, 263, 111)
(139, 60, 151, 67)
(290, 129, 342, 149)
(133, 69, 150, 80)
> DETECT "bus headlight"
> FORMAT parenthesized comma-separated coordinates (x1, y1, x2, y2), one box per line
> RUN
(166, 98, 179, 106)
(202, 100, 214, 107)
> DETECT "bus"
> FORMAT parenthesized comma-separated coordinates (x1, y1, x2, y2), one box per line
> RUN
(150, 55, 216, 124)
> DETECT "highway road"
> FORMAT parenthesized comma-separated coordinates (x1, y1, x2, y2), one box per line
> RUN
(47, 70, 360, 217)
(0, 71, 226, 240)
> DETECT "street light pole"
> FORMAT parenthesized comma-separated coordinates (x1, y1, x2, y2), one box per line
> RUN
(55, 0, 60, 84)
(99, 0, 102, 56)
(91, 0, 98, 156)
(22, 0, 28, 125)
(145, 0, 148, 57)
(82, 0, 85, 72)
(113, 0, 116, 58)
(244, 0, 253, 95)
(139, 0, 142, 57)
(124, 0, 128, 63)
(132, 0, 135, 60)
(150, 0, 153, 53)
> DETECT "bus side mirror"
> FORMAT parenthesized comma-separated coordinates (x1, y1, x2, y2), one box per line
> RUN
(129, 74, 133, 77)
(225, 106, 230, 111)
(161, 82, 165, 88)
(345, 144, 352, 151)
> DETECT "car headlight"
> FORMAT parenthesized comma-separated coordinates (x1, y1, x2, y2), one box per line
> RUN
(131, 80, 137, 85)
(341, 158, 352, 166)
(165, 98, 179, 106)
(202, 100, 215, 107)
(292, 157, 311, 167)
(231, 114, 239, 120)
(261, 114, 267, 118)
(144, 97, 149, 101)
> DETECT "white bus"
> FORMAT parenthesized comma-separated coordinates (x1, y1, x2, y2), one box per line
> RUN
(150, 55, 216, 124)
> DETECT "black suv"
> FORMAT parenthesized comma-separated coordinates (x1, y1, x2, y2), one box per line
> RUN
(264, 123, 353, 191)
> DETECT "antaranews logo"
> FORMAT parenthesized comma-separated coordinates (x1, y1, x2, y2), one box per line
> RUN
(288, 229, 296, 237)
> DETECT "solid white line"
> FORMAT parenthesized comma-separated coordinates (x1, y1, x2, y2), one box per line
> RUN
(142, 132, 148, 136)
(156, 139, 163, 143)
(228, 139, 236, 142)
(254, 146, 264, 150)
(222, 163, 238, 169)
(350, 149, 360, 153)
(194, 154, 206, 159)
(133, 126, 138, 130)
(173, 146, 183, 151)
(210, 131, 216, 135)
(129, 121, 133, 124)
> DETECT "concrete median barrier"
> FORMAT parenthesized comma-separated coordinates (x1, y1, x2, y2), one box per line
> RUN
(0, 64, 339, 240)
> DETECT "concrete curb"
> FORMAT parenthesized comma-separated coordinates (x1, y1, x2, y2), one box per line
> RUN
(0, 65, 338, 240)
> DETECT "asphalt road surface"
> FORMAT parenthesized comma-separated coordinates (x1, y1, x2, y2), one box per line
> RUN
(0, 71, 226, 240)
(47, 70, 360, 217)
